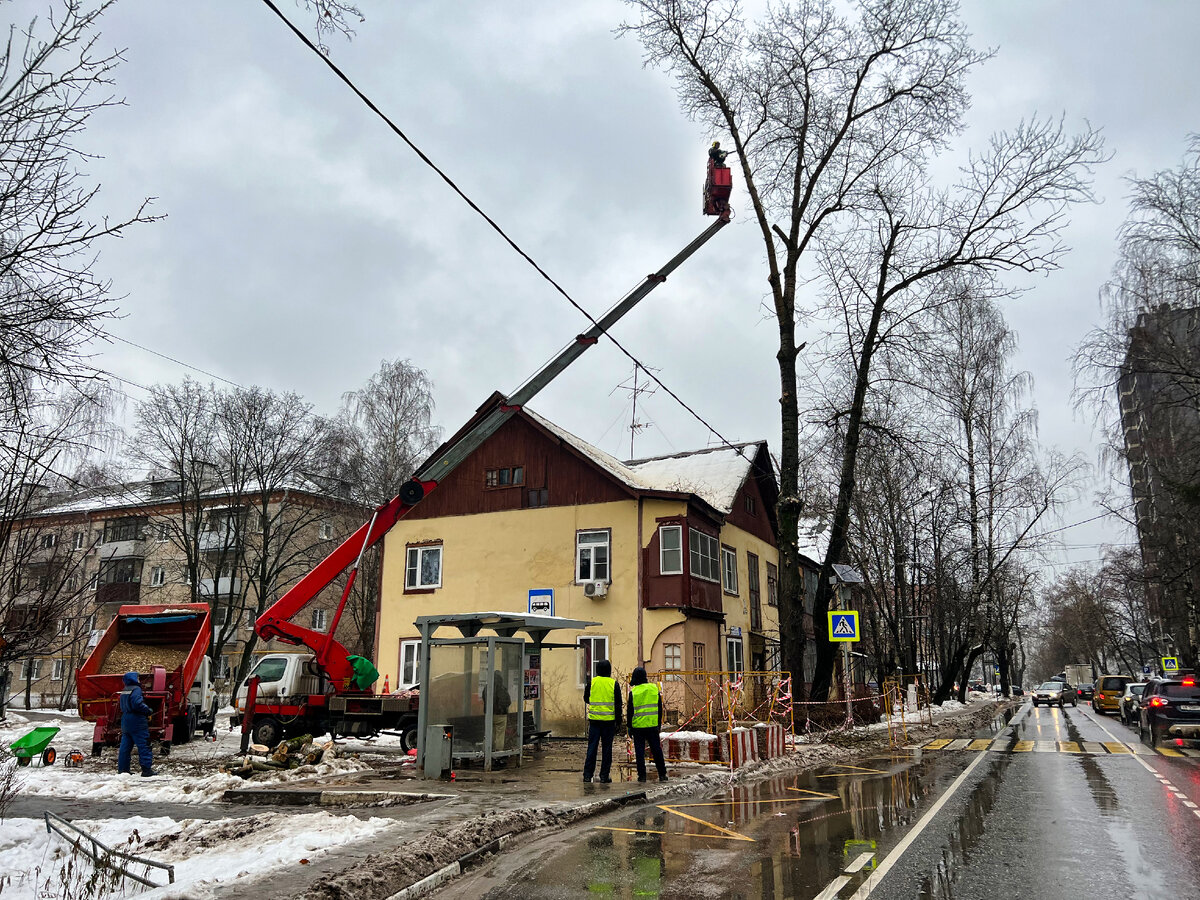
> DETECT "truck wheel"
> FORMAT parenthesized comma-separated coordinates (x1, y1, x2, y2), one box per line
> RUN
(400, 724, 419, 753)
(252, 718, 282, 748)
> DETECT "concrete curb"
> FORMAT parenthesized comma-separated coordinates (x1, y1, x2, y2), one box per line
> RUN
(223, 788, 453, 807)
(381, 790, 651, 900)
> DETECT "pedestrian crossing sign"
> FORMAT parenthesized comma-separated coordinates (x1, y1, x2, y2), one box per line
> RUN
(1163, 656, 1179, 672)
(828, 611, 860, 642)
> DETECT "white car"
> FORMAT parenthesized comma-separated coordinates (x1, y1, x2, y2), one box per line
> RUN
(1032, 681, 1076, 707)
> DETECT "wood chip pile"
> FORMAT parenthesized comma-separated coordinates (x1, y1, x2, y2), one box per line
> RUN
(98, 641, 191, 675)
(223, 734, 342, 778)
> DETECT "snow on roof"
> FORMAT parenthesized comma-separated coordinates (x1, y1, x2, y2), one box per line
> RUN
(523, 407, 761, 514)
(797, 516, 829, 565)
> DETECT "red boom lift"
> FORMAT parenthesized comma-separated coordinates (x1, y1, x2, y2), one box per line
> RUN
(242, 162, 733, 742)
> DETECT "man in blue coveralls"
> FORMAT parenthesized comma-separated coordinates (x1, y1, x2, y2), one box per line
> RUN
(117, 671, 156, 776)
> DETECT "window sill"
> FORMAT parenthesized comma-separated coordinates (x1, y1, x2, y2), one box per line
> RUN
(404, 586, 439, 595)
(722, 588, 739, 597)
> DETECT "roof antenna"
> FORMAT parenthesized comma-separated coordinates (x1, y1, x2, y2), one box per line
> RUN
(612, 366, 659, 459)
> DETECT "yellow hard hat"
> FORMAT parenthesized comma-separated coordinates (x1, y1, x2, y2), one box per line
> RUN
(712, 141, 720, 148)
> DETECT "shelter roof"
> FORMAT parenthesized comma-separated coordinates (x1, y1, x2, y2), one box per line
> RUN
(414, 611, 601, 642)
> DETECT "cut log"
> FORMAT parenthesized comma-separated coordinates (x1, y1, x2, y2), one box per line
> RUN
(251, 759, 286, 771)
(249, 743, 270, 755)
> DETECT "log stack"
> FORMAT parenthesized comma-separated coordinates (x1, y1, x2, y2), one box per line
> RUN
(223, 734, 341, 778)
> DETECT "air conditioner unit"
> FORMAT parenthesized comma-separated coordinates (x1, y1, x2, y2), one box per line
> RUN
(584, 580, 608, 598)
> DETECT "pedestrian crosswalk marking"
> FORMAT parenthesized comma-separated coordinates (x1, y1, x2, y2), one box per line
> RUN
(916, 737, 1196, 757)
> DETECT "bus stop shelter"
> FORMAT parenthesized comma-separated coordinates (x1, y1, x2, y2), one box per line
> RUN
(413, 612, 599, 773)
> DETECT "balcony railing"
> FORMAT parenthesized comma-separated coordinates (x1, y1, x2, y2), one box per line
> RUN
(96, 582, 140, 606)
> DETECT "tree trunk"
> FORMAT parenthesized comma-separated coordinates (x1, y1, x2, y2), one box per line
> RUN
(958, 645, 984, 703)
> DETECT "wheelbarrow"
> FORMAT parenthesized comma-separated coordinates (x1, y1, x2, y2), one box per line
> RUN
(8, 726, 60, 767)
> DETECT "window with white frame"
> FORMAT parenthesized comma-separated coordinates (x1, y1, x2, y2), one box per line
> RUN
(73, 532, 85, 550)
(40, 533, 57, 550)
(150, 566, 166, 587)
(576, 530, 610, 583)
(399, 639, 420, 689)
(689, 529, 720, 582)
(156, 523, 170, 543)
(88, 572, 98, 590)
(721, 545, 738, 594)
(726, 635, 744, 676)
(664, 642, 682, 681)
(319, 519, 333, 540)
(51, 659, 65, 681)
(311, 609, 328, 632)
(659, 525, 683, 575)
(405, 544, 443, 590)
(58, 618, 70, 636)
(578, 635, 609, 685)
(21, 659, 42, 680)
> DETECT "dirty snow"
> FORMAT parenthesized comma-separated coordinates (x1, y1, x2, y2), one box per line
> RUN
(0, 811, 395, 900)
(1, 710, 372, 805)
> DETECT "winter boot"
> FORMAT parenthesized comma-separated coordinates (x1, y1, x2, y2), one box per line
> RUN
(141, 768, 157, 777)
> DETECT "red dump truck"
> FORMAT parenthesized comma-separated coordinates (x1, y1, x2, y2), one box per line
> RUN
(77, 603, 218, 755)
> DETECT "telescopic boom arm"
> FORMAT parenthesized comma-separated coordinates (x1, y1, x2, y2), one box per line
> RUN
(255, 216, 730, 688)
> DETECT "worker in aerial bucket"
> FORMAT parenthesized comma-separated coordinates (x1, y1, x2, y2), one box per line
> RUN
(117, 671, 157, 777)
(709, 140, 733, 167)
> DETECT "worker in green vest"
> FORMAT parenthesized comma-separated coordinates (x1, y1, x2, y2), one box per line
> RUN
(627, 666, 668, 782)
(582, 658, 621, 783)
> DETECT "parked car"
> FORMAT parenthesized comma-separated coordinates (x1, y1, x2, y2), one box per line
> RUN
(1033, 681, 1076, 708)
(1093, 675, 1132, 715)
(1139, 675, 1200, 747)
(1011, 684, 1025, 697)
(1120, 683, 1146, 726)
(1077, 682, 1095, 701)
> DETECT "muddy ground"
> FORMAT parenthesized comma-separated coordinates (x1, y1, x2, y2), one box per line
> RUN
(300, 701, 1013, 900)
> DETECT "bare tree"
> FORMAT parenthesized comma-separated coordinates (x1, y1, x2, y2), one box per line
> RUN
(621, 0, 1101, 699)
(0, 0, 156, 415)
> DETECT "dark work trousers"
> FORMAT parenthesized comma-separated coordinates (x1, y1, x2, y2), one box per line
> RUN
(632, 726, 667, 780)
(583, 720, 616, 781)
(118, 722, 153, 773)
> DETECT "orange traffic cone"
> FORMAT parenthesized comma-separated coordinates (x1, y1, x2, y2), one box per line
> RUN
(382, 674, 390, 694)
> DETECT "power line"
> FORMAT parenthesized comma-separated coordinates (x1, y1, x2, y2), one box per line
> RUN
(108, 335, 242, 388)
(1038, 504, 1136, 536)
(256, 0, 746, 458)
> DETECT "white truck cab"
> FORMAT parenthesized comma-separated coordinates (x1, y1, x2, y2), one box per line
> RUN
(234, 653, 322, 711)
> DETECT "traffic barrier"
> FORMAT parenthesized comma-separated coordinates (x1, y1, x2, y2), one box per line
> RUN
(663, 731, 719, 762)
(721, 727, 757, 767)
(753, 722, 785, 759)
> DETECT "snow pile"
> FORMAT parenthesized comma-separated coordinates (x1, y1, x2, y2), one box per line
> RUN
(664, 730, 717, 741)
(9, 753, 372, 805)
(0, 811, 395, 900)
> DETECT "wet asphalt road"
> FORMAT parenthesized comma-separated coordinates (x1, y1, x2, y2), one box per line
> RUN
(451, 702, 1200, 899)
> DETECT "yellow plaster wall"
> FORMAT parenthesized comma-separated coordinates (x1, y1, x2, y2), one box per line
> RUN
(376, 496, 780, 736)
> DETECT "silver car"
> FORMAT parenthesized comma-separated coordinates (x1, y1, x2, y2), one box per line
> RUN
(1033, 681, 1076, 707)
(1120, 682, 1146, 726)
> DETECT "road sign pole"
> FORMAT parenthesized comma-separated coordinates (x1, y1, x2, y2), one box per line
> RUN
(844, 642, 853, 727)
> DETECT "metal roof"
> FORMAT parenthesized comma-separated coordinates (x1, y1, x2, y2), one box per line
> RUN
(413, 611, 600, 641)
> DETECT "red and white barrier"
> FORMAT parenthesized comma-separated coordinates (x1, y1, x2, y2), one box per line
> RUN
(663, 731, 719, 762)
(721, 727, 758, 767)
(753, 722, 786, 759)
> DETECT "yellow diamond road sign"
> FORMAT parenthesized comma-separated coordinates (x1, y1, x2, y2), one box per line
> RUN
(829, 611, 860, 642)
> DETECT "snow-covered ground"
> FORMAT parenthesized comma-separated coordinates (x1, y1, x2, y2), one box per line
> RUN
(0, 710, 375, 805)
(0, 811, 396, 900)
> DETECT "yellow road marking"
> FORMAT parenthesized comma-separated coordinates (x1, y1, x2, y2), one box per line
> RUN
(669, 798, 822, 808)
(787, 788, 840, 800)
(594, 826, 747, 841)
(968, 740, 992, 751)
(1157, 748, 1185, 758)
(1103, 742, 1130, 754)
(814, 764, 887, 779)
(923, 739, 952, 750)
(1013, 741, 1034, 752)
(658, 805, 755, 842)
(1058, 741, 1082, 753)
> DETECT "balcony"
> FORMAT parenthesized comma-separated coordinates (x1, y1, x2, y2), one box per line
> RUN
(96, 582, 140, 606)
(97, 539, 145, 560)
(199, 530, 240, 554)
(199, 577, 241, 598)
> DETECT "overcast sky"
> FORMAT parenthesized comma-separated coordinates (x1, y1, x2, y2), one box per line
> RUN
(29, 0, 1200, 572)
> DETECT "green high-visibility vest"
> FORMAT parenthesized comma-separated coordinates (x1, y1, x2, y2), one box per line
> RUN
(630, 682, 660, 729)
(587, 676, 616, 721)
